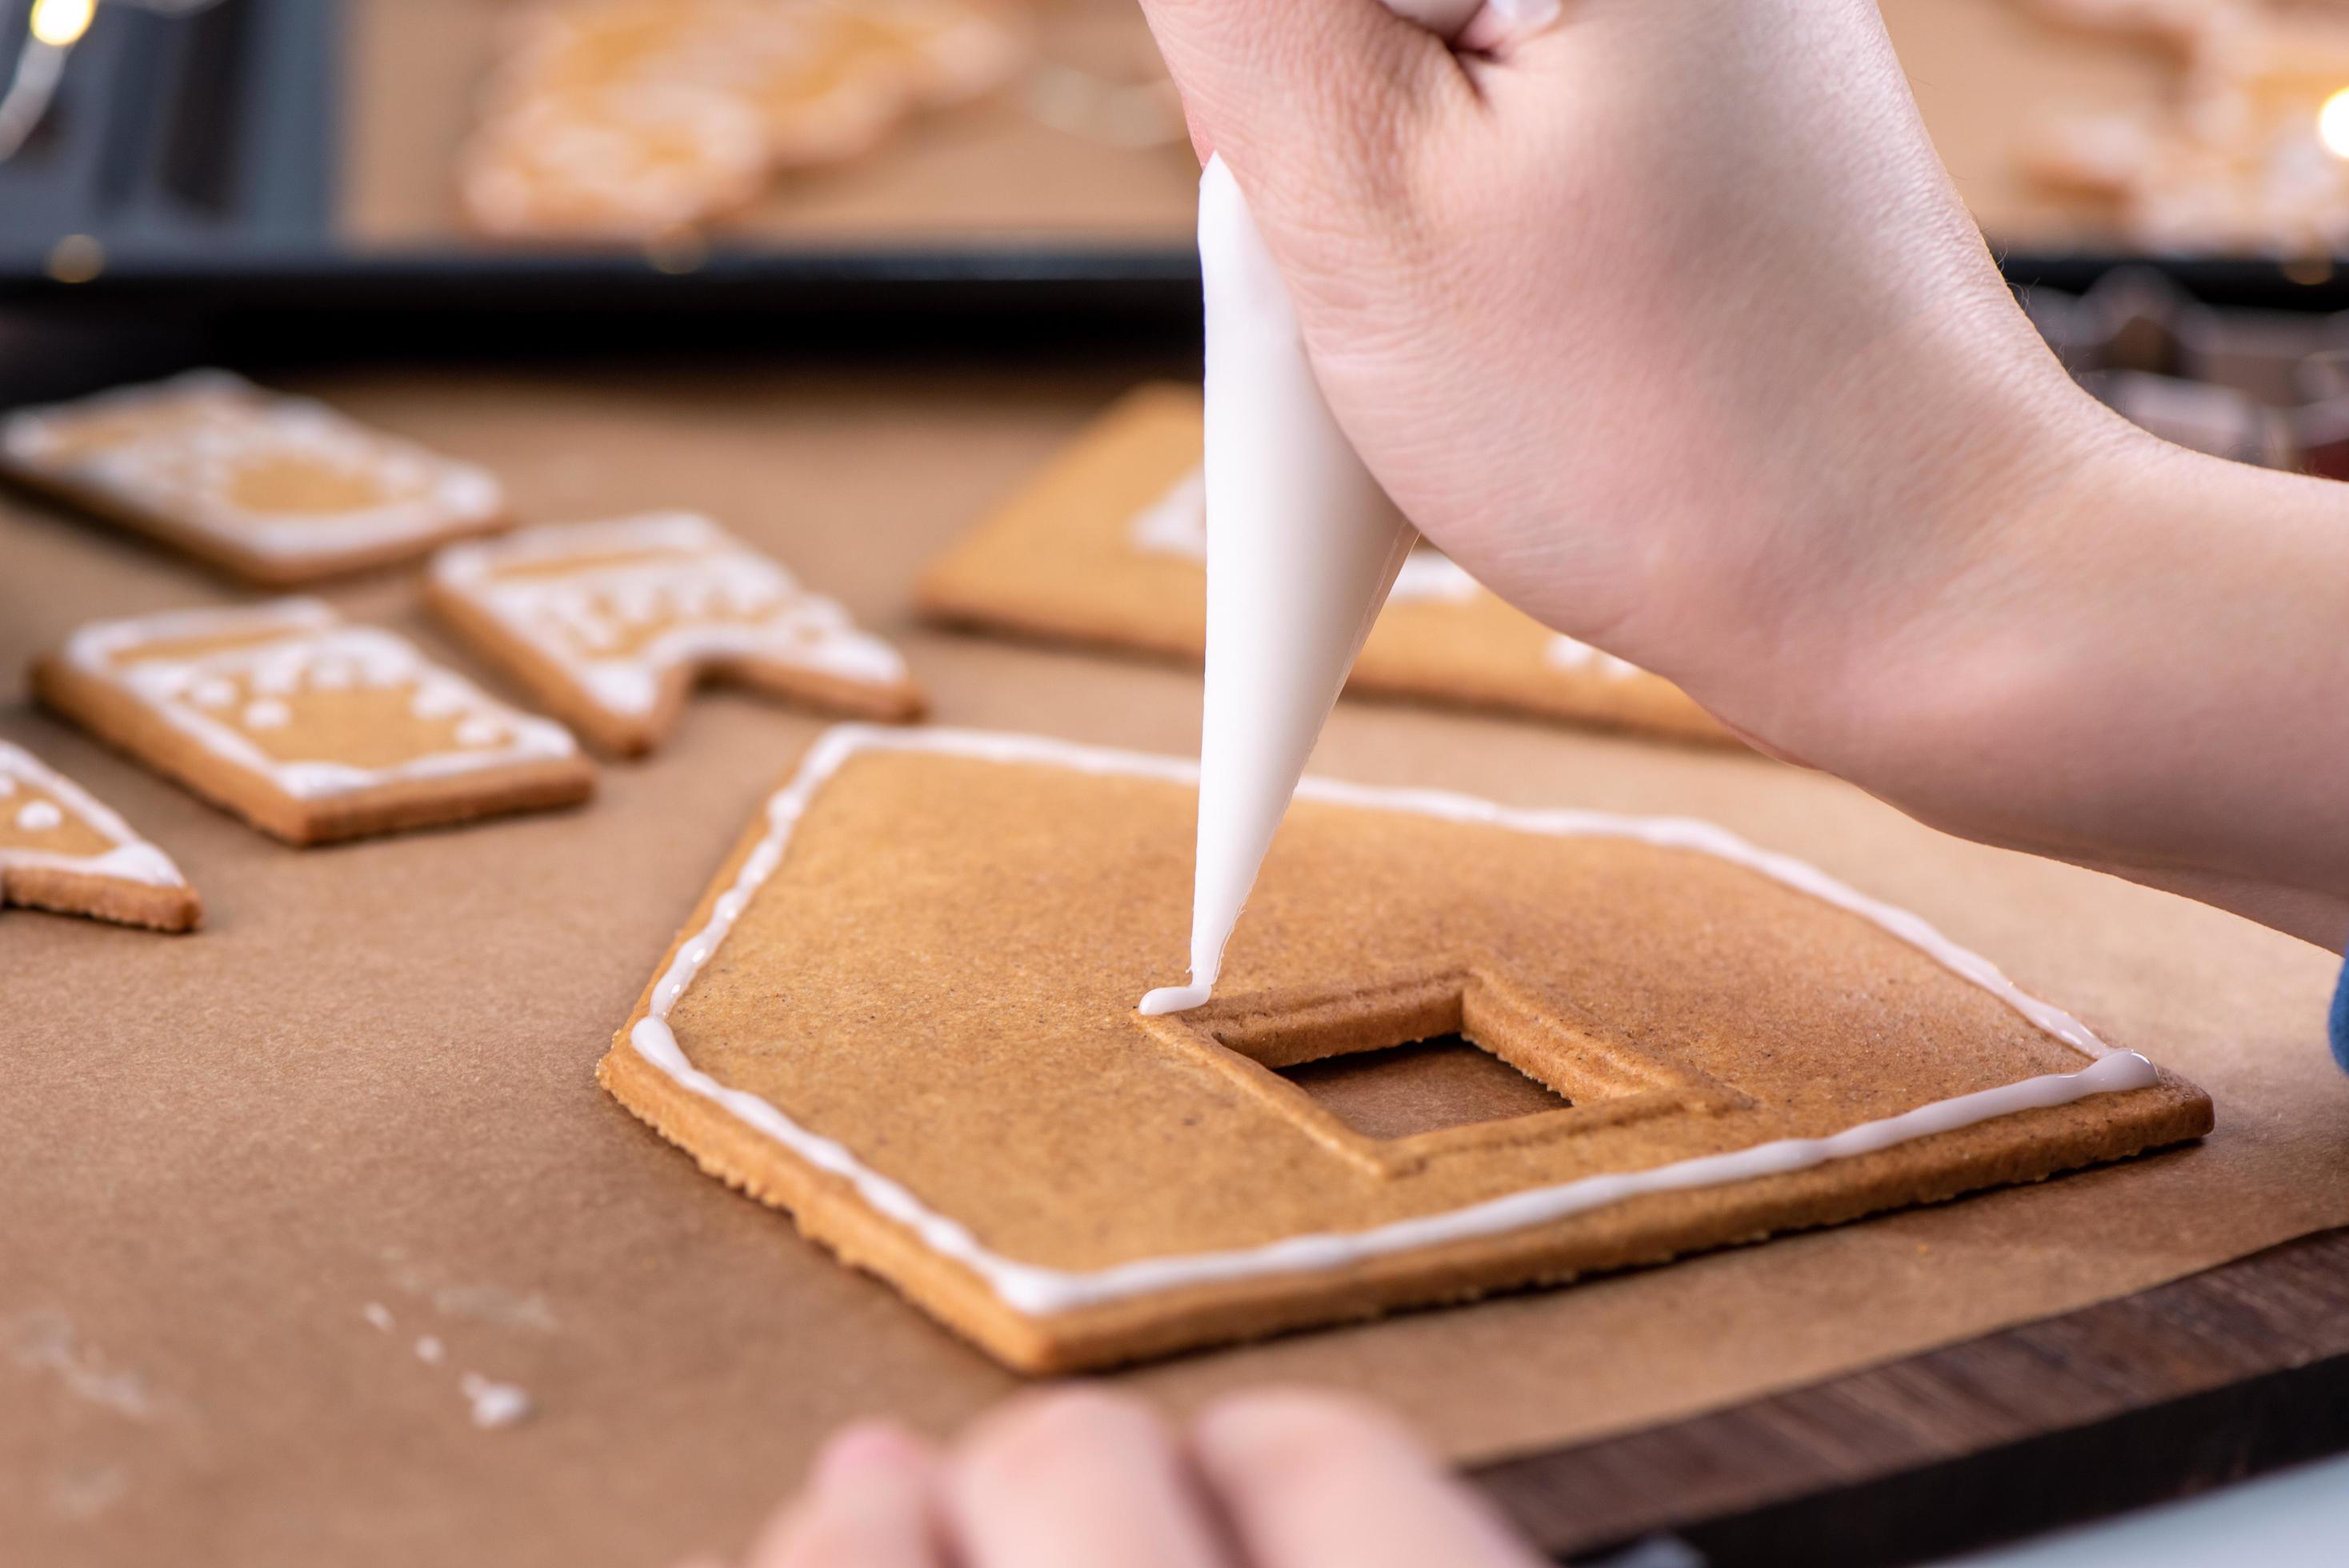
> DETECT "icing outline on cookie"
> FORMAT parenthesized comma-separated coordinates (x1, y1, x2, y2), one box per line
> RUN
(1, 370, 505, 562)
(0, 740, 188, 888)
(62, 599, 581, 801)
(1128, 462, 1644, 678)
(430, 512, 910, 717)
(626, 726, 2162, 1318)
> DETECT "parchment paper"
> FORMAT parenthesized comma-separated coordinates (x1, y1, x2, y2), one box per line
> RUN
(5, 365, 2345, 1568)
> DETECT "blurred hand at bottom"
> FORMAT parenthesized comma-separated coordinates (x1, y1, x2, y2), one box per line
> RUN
(700, 1386, 1544, 1568)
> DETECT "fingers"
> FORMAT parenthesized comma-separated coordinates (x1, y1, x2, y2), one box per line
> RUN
(943, 1386, 1234, 1568)
(751, 1421, 946, 1568)
(1192, 1388, 1546, 1568)
(1135, 0, 1465, 208)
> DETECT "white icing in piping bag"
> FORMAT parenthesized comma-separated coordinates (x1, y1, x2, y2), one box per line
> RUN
(1139, 0, 1515, 1018)
(1137, 155, 1416, 1015)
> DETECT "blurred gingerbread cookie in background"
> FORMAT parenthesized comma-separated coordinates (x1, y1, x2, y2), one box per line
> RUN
(459, 0, 1036, 238)
(918, 386, 1730, 746)
(33, 599, 594, 846)
(2020, 0, 2349, 253)
(0, 370, 508, 585)
(427, 512, 923, 756)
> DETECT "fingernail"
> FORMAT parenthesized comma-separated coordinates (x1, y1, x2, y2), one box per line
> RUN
(814, 1421, 920, 1486)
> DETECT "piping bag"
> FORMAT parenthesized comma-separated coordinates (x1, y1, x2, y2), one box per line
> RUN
(1139, 0, 1502, 1017)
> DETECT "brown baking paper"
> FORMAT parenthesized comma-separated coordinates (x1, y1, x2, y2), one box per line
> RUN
(5, 366, 2345, 1568)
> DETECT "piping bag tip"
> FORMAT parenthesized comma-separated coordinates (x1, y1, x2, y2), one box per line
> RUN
(1137, 983, 1212, 1017)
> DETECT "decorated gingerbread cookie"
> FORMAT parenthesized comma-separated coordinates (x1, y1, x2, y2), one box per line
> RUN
(0, 370, 508, 585)
(600, 726, 2211, 1371)
(0, 740, 200, 931)
(426, 513, 923, 756)
(2019, 0, 2349, 252)
(917, 385, 1728, 745)
(31, 600, 594, 846)
(460, 0, 1033, 238)
(460, 82, 774, 239)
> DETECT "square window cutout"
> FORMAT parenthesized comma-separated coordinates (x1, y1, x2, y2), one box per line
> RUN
(1138, 970, 1749, 1178)
(1275, 1034, 1571, 1141)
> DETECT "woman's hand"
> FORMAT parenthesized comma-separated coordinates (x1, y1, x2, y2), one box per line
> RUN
(718, 1387, 1543, 1568)
(1141, 0, 2349, 951)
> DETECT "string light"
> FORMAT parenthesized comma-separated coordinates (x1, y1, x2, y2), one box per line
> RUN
(29, 0, 96, 50)
(2319, 86, 2349, 161)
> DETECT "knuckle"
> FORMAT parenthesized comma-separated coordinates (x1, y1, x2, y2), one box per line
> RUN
(962, 1386, 1158, 1490)
(1199, 1387, 1408, 1493)
(766, 1506, 866, 1568)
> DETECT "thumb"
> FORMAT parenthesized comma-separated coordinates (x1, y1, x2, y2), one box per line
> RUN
(1137, 0, 1470, 206)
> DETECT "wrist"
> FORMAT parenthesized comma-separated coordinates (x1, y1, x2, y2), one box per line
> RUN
(1667, 307, 2118, 784)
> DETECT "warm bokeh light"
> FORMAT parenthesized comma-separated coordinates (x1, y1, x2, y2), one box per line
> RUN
(29, 0, 95, 49)
(2320, 86, 2349, 160)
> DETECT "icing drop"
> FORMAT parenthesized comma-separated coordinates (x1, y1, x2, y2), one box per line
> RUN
(16, 800, 62, 833)
(459, 1372, 533, 1430)
(628, 726, 2162, 1318)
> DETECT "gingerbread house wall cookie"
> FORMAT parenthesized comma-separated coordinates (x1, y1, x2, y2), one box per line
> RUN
(32, 599, 594, 846)
(0, 370, 507, 584)
(600, 726, 2211, 1371)
(0, 740, 200, 931)
(426, 513, 923, 756)
(916, 385, 1730, 745)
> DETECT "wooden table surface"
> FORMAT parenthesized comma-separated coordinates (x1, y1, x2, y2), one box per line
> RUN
(1479, 1226, 2349, 1564)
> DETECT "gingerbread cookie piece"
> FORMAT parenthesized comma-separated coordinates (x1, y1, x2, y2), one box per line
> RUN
(600, 726, 2211, 1372)
(0, 740, 200, 931)
(426, 513, 923, 757)
(32, 600, 594, 846)
(0, 370, 508, 585)
(460, 82, 774, 240)
(2018, 0, 2349, 253)
(917, 385, 1729, 745)
(459, 0, 1033, 238)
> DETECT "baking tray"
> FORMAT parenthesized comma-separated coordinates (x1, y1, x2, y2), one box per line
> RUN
(5, 0, 2349, 341)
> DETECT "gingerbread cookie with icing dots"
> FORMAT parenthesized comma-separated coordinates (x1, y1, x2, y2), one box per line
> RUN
(426, 513, 923, 757)
(31, 600, 594, 846)
(599, 725, 2211, 1371)
(917, 385, 1730, 746)
(0, 370, 507, 585)
(0, 740, 200, 931)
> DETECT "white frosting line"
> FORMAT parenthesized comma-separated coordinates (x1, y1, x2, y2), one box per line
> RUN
(1128, 465, 1479, 606)
(627, 726, 2158, 1318)
(62, 598, 578, 802)
(1, 370, 503, 561)
(0, 739, 189, 890)
(431, 513, 909, 717)
(1545, 633, 1643, 682)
